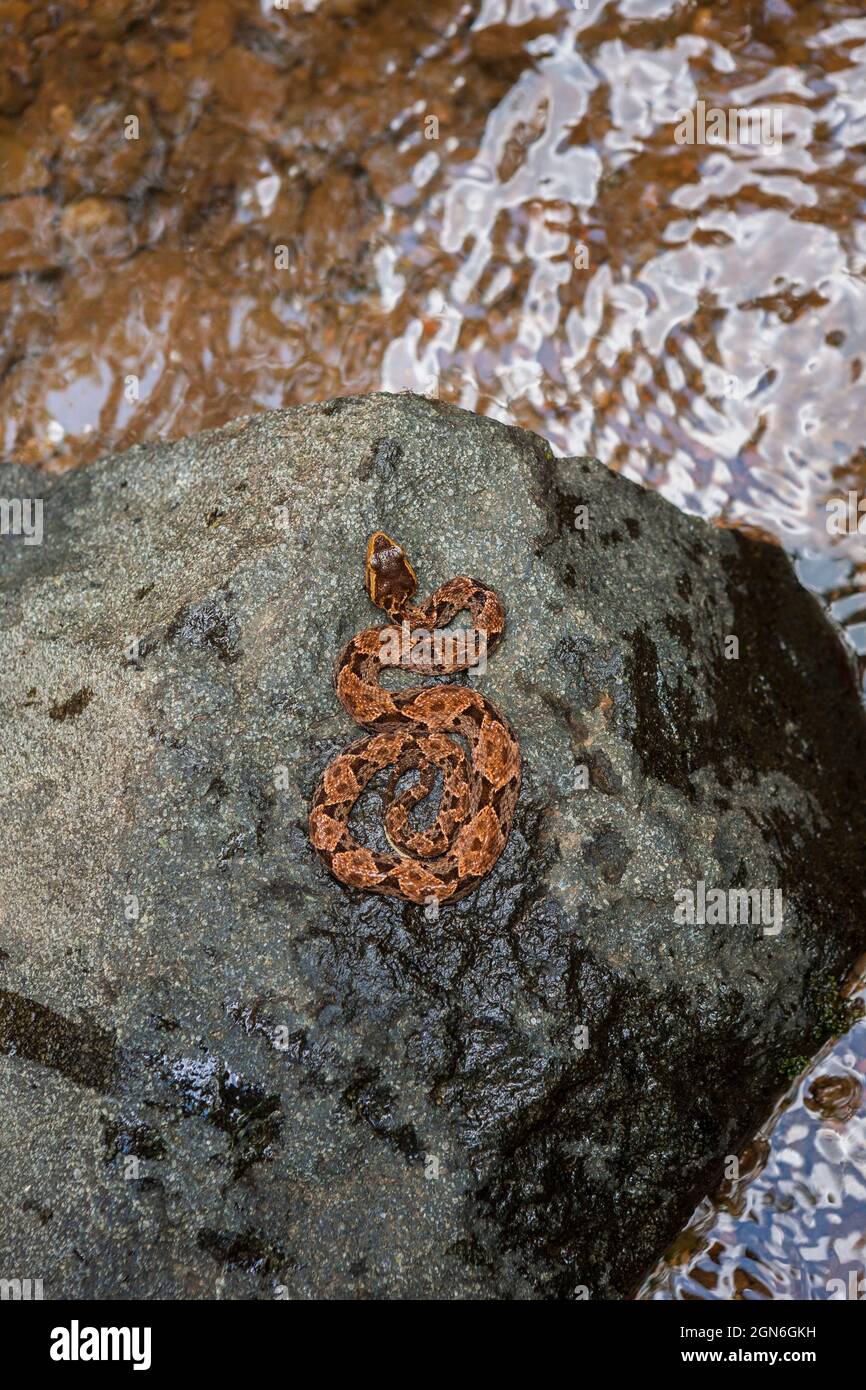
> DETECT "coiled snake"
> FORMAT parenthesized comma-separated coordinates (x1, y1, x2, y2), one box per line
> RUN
(309, 532, 521, 904)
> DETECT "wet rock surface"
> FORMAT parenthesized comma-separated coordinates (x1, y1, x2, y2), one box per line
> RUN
(1, 392, 865, 1299)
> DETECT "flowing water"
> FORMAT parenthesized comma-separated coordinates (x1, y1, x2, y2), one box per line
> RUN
(2, 0, 866, 1298)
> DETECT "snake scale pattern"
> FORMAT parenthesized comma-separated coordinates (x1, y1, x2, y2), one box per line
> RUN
(309, 532, 521, 904)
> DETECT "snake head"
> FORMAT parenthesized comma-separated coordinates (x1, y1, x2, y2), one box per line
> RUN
(365, 531, 418, 618)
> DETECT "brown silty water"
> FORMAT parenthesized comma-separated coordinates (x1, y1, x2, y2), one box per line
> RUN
(1, 0, 865, 1299)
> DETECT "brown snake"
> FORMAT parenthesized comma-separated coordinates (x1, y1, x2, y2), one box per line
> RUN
(309, 532, 521, 904)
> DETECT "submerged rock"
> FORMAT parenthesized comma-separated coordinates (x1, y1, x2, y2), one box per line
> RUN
(1, 392, 865, 1299)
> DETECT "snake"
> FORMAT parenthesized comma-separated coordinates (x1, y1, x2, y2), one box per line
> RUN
(309, 532, 521, 904)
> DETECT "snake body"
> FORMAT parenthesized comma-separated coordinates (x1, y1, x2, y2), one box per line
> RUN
(309, 534, 521, 904)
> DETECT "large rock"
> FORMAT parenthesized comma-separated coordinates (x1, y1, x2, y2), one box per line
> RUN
(1, 393, 865, 1299)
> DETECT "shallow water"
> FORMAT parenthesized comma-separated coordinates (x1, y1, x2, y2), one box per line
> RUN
(2, 0, 866, 1298)
(640, 971, 866, 1300)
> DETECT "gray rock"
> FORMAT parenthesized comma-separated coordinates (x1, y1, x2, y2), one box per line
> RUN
(1, 392, 864, 1300)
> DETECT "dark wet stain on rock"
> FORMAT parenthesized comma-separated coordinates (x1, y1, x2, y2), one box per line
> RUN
(258, 876, 310, 912)
(630, 530, 866, 821)
(48, 686, 93, 721)
(341, 1063, 423, 1163)
(472, 967, 766, 1300)
(102, 1116, 167, 1163)
(197, 1227, 287, 1277)
(718, 535, 864, 815)
(0, 990, 119, 1092)
(586, 748, 623, 796)
(227, 997, 304, 1057)
(165, 588, 240, 664)
(664, 609, 693, 645)
(357, 435, 402, 482)
(554, 632, 628, 727)
(22, 1197, 53, 1225)
(628, 627, 700, 797)
(583, 823, 632, 884)
(204, 774, 228, 806)
(217, 782, 274, 865)
(533, 489, 590, 587)
(599, 526, 624, 548)
(148, 1013, 180, 1033)
(151, 1053, 282, 1180)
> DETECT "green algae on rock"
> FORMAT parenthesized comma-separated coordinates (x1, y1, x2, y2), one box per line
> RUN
(1, 393, 865, 1299)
